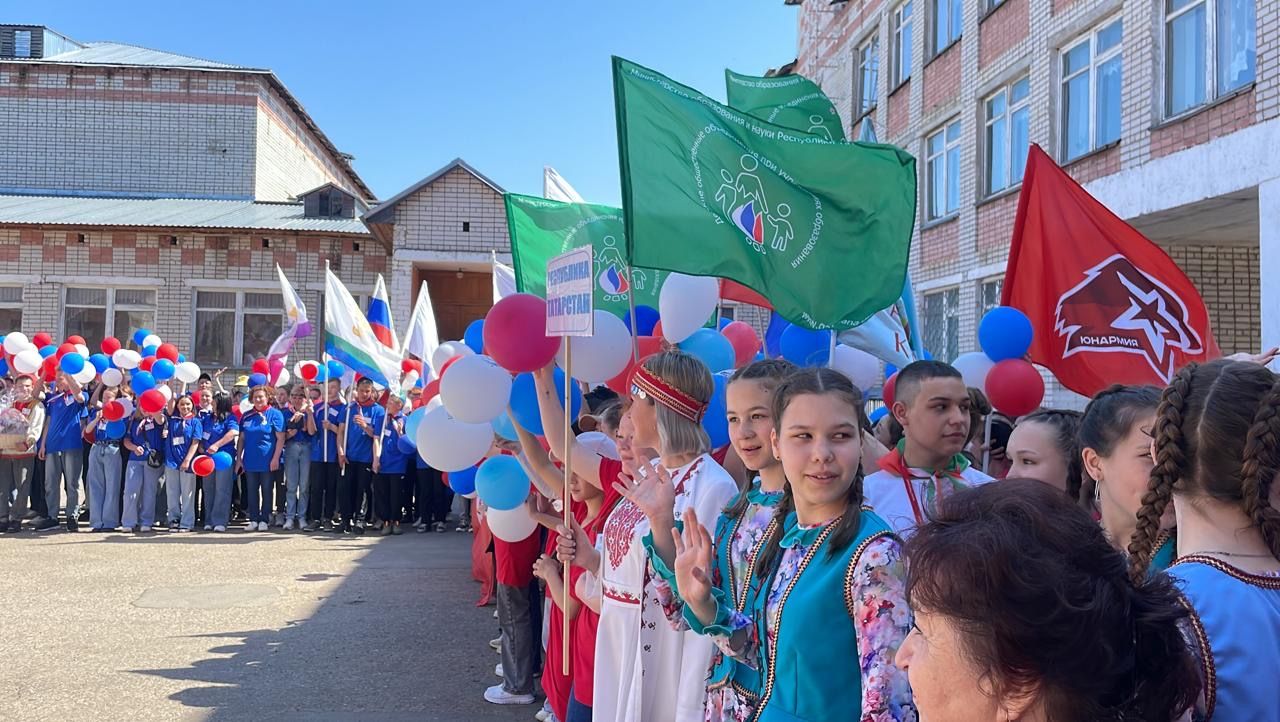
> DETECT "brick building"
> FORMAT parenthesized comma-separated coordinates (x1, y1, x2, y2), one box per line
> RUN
(787, 0, 1272, 404)
(0, 25, 511, 368)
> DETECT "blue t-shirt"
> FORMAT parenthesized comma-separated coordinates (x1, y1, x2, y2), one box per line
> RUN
(377, 414, 411, 475)
(343, 402, 386, 465)
(90, 413, 127, 442)
(165, 415, 203, 469)
(311, 400, 345, 462)
(200, 412, 239, 452)
(127, 417, 163, 462)
(240, 407, 285, 473)
(44, 391, 87, 453)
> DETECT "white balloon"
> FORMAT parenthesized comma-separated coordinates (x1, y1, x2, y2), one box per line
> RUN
(953, 351, 997, 394)
(239, 398, 253, 415)
(3, 332, 30, 355)
(174, 361, 202, 384)
(112, 349, 141, 370)
(72, 365, 96, 384)
(424, 396, 444, 413)
(274, 367, 291, 387)
(117, 397, 135, 417)
(141, 334, 162, 350)
(486, 505, 538, 542)
(416, 405, 493, 473)
(431, 341, 474, 372)
(101, 368, 123, 387)
(12, 348, 41, 374)
(831, 345, 882, 392)
(74, 344, 89, 358)
(158, 385, 173, 401)
(440, 355, 512, 423)
(659, 273, 719, 343)
(556, 310, 632, 383)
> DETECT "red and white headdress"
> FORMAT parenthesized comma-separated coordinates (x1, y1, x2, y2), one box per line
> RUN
(632, 366, 707, 423)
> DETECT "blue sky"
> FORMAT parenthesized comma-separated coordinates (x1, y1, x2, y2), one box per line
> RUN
(29, 1, 800, 206)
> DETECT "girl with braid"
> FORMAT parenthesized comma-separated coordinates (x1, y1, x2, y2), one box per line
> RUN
(1128, 359, 1280, 721)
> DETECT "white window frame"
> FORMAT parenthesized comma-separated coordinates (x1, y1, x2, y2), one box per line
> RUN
(926, 119, 962, 221)
(192, 289, 283, 368)
(1163, 0, 1255, 118)
(978, 276, 1004, 321)
(892, 0, 914, 87)
(60, 286, 157, 341)
(1060, 17, 1123, 162)
(984, 75, 1031, 196)
(933, 0, 963, 55)
(12, 30, 31, 59)
(856, 32, 881, 118)
(923, 286, 961, 362)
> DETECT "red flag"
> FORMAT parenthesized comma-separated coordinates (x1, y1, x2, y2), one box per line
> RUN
(1001, 146, 1219, 397)
(720, 279, 772, 309)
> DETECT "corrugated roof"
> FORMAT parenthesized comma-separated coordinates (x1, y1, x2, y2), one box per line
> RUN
(0, 194, 369, 235)
(363, 158, 505, 224)
(33, 42, 255, 70)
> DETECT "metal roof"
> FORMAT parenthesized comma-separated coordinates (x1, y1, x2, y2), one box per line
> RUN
(0, 194, 370, 235)
(363, 158, 505, 224)
(33, 42, 256, 70)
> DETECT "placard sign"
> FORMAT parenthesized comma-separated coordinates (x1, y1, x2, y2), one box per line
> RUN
(545, 246, 595, 337)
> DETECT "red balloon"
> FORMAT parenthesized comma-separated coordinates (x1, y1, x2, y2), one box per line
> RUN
(40, 357, 56, 382)
(653, 320, 664, 339)
(192, 455, 215, 477)
(605, 336, 664, 394)
(102, 400, 125, 422)
(883, 372, 899, 409)
(401, 358, 423, 374)
(190, 390, 202, 407)
(721, 321, 761, 368)
(984, 359, 1045, 417)
(482, 294, 561, 373)
(420, 379, 441, 407)
(66, 335, 86, 346)
(138, 357, 156, 373)
(439, 355, 462, 378)
(55, 343, 76, 360)
(139, 389, 166, 415)
(32, 332, 52, 348)
(101, 337, 121, 355)
(156, 343, 179, 362)
(252, 358, 269, 375)
(299, 362, 318, 381)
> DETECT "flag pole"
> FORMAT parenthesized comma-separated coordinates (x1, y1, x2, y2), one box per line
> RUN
(561, 339, 573, 676)
(323, 262, 330, 467)
(827, 330, 837, 369)
(626, 267, 640, 362)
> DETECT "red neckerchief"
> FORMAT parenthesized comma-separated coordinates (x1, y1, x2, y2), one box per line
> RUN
(877, 447, 968, 525)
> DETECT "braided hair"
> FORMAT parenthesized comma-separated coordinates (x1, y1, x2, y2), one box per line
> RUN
(1240, 378, 1280, 561)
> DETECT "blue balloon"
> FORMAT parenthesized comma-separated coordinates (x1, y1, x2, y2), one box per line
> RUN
(131, 370, 156, 393)
(869, 406, 889, 424)
(753, 351, 765, 362)
(88, 353, 111, 373)
(38, 345, 56, 359)
(717, 317, 732, 330)
(885, 363, 898, 380)
(623, 305, 660, 336)
(59, 353, 85, 374)
(922, 350, 933, 361)
(104, 420, 128, 438)
(678, 328, 735, 373)
(212, 451, 234, 471)
(326, 360, 346, 380)
(780, 325, 832, 367)
(142, 345, 158, 358)
(151, 358, 176, 381)
(313, 365, 330, 383)
(764, 314, 788, 359)
(178, 354, 186, 364)
(702, 374, 730, 448)
(396, 434, 417, 453)
(509, 369, 582, 435)
(447, 465, 479, 496)
(491, 412, 518, 441)
(133, 329, 151, 346)
(248, 372, 268, 388)
(406, 407, 428, 441)
(979, 306, 1033, 362)
(463, 319, 485, 355)
(0, 358, 8, 377)
(475, 455, 530, 511)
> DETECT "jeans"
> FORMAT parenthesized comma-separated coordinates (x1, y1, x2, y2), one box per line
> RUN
(566, 687, 592, 722)
(244, 470, 273, 524)
(416, 466, 452, 524)
(44, 448, 83, 522)
(87, 442, 123, 529)
(497, 581, 535, 695)
(374, 472, 402, 522)
(283, 442, 310, 523)
(0, 456, 32, 523)
(272, 467, 286, 515)
(206, 467, 235, 528)
(164, 466, 197, 529)
(122, 461, 162, 529)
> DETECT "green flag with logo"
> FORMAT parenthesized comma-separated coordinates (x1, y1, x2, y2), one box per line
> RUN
(725, 69, 846, 142)
(614, 57, 916, 331)
(505, 193, 665, 320)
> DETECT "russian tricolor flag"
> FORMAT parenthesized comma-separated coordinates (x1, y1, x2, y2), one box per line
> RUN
(366, 274, 399, 351)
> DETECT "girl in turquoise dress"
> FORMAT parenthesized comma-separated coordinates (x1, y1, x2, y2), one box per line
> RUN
(1128, 360, 1280, 721)
(672, 368, 914, 722)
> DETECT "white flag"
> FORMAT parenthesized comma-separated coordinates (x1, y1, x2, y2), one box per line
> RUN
(543, 166, 585, 203)
(324, 266, 401, 397)
(401, 280, 441, 382)
(492, 250, 517, 303)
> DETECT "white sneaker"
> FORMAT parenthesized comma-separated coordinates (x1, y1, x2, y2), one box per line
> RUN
(243, 523, 254, 531)
(483, 684, 534, 705)
(258, 521, 270, 532)
(214, 525, 226, 532)
(202, 524, 212, 531)
(494, 663, 503, 678)
(283, 519, 294, 531)
(535, 708, 550, 721)
(490, 636, 502, 651)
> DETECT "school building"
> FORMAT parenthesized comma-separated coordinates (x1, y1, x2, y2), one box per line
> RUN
(0, 25, 511, 368)
(787, 0, 1274, 404)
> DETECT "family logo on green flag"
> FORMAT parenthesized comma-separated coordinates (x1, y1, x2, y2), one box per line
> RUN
(504, 193, 664, 320)
(724, 69, 846, 142)
(613, 57, 916, 331)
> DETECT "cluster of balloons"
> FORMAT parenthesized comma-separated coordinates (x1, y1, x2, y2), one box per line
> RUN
(0, 327, 204, 398)
(949, 306, 1043, 417)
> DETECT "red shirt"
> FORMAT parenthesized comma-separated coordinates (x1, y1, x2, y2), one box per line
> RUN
(569, 457, 626, 707)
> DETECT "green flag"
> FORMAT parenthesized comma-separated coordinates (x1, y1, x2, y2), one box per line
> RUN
(614, 57, 916, 331)
(725, 69, 846, 142)
(505, 193, 665, 320)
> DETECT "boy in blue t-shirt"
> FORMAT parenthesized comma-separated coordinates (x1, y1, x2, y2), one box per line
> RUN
(36, 372, 87, 531)
(341, 377, 385, 533)
(307, 378, 345, 531)
(373, 395, 410, 535)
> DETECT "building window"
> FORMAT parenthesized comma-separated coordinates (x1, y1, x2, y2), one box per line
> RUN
(857, 33, 880, 117)
(13, 30, 31, 59)
(1165, 0, 1255, 117)
(933, 0, 962, 54)
(985, 76, 1031, 196)
(923, 287, 961, 362)
(979, 277, 1004, 319)
(63, 287, 156, 352)
(0, 286, 22, 332)
(193, 290, 283, 367)
(892, 1, 914, 87)
(926, 119, 962, 220)
(1062, 18, 1123, 162)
